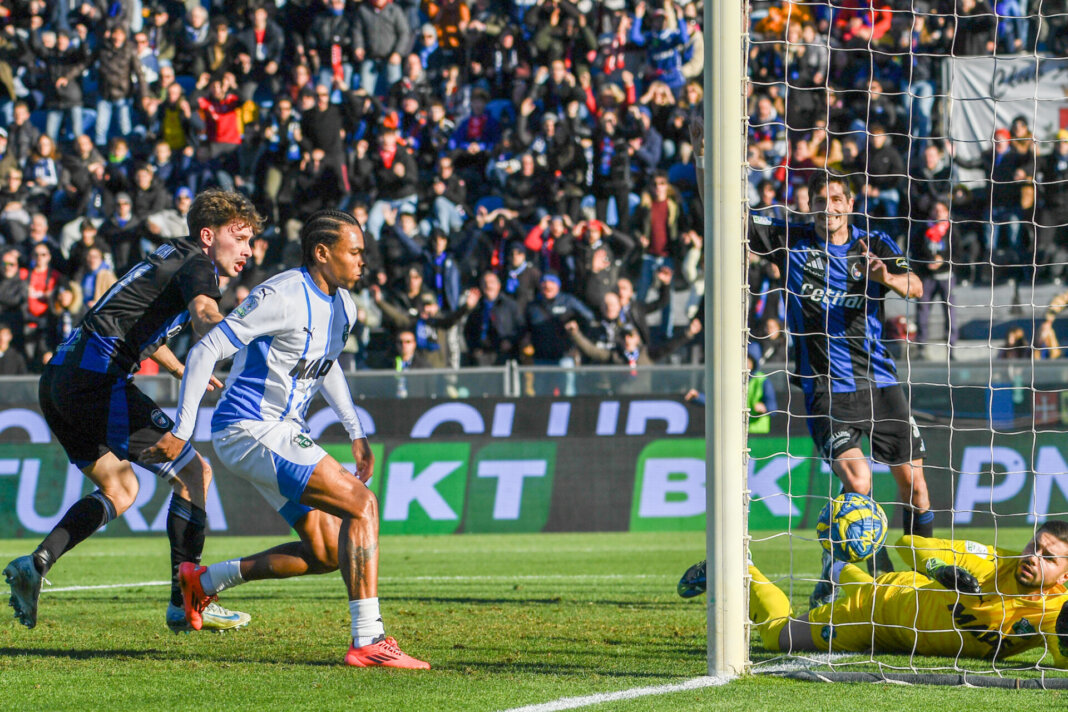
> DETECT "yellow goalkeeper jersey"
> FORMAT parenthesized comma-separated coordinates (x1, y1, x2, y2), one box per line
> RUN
(862, 536, 1068, 665)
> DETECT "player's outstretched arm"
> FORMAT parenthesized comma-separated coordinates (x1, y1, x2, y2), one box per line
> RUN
(140, 327, 240, 463)
(320, 363, 373, 482)
(898, 535, 995, 585)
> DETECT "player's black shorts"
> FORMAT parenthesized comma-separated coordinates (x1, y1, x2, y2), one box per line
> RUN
(804, 385, 926, 466)
(39, 364, 192, 478)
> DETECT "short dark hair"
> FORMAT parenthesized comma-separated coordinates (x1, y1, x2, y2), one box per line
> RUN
(187, 189, 264, 241)
(300, 209, 360, 266)
(808, 172, 854, 201)
(1036, 520, 1068, 547)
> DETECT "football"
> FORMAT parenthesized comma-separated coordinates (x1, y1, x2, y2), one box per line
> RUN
(816, 492, 888, 563)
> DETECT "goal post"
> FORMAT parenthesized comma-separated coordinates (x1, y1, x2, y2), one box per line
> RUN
(704, 0, 750, 678)
(736, 0, 1068, 685)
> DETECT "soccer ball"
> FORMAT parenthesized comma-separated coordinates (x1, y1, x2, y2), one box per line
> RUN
(816, 493, 888, 563)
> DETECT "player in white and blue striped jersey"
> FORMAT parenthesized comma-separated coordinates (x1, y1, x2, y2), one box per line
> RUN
(143, 210, 430, 669)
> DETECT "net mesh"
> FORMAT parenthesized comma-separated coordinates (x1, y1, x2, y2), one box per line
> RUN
(743, 0, 1068, 679)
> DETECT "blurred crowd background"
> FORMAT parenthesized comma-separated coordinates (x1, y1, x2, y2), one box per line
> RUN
(0, 0, 1065, 379)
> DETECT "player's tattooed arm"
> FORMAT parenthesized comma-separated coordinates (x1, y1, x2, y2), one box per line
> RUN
(188, 294, 225, 336)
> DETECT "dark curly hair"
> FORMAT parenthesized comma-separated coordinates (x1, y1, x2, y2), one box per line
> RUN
(186, 188, 265, 241)
(300, 209, 361, 267)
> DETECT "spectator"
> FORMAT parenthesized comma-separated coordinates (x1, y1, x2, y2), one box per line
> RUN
(464, 270, 524, 365)
(0, 248, 27, 342)
(502, 242, 541, 312)
(524, 272, 593, 367)
(629, 1, 690, 93)
(1036, 130, 1068, 282)
(355, 0, 411, 96)
(0, 323, 27, 375)
(7, 102, 41, 169)
(913, 201, 958, 358)
(33, 30, 87, 143)
(24, 242, 64, 365)
(93, 25, 148, 148)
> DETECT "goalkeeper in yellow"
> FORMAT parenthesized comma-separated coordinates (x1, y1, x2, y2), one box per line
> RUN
(750, 521, 1068, 666)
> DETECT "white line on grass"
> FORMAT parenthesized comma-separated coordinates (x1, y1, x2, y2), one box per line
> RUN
(498, 676, 732, 712)
(40, 572, 819, 594)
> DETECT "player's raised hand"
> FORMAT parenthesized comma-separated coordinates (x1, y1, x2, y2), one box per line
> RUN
(140, 432, 189, 465)
(858, 238, 889, 286)
(206, 375, 224, 392)
(352, 436, 374, 483)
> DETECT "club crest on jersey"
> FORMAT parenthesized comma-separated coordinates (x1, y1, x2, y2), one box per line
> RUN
(850, 259, 864, 281)
(232, 292, 261, 319)
(294, 433, 313, 449)
(150, 409, 171, 429)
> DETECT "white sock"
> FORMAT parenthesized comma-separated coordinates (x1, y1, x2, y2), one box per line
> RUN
(350, 597, 384, 647)
(201, 559, 245, 596)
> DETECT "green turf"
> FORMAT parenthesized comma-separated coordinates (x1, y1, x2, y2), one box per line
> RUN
(0, 530, 1064, 711)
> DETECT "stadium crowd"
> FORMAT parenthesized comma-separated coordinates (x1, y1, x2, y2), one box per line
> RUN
(0, 0, 708, 377)
(1, 0, 1066, 376)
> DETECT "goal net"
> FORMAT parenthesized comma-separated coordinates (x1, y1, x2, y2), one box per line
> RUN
(739, 0, 1068, 685)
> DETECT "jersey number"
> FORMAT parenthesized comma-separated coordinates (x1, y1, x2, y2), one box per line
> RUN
(289, 357, 334, 381)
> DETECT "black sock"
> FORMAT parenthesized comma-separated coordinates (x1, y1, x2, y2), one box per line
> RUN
(167, 495, 207, 608)
(902, 508, 935, 538)
(867, 546, 895, 576)
(33, 491, 116, 576)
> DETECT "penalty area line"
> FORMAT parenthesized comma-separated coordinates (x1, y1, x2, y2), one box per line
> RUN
(498, 676, 732, 712)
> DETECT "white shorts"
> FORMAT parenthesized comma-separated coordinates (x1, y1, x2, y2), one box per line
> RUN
(212, 420, 328, 526)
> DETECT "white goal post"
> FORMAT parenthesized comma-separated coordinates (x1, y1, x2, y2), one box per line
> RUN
(704, 0, 750, 678)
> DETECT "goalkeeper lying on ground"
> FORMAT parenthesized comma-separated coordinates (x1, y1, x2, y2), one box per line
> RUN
(749, 521, 1068, 666)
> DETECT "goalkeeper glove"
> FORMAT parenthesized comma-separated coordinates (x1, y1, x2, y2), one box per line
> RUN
(925, 558, 982, 595)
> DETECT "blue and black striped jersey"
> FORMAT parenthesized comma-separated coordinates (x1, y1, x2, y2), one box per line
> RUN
(749, 216, 910, 394)
(51, 240, 221, 376)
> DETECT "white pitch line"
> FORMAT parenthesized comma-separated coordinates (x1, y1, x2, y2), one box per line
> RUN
(44, 581, 170, 593)
(498, 676, 732, 712)
(38, 572, 820, 595)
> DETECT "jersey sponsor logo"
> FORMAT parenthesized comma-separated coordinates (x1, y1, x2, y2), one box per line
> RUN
(294, 433, 313, 449)
(288, 356, 334, 381)
(799, 282, 865, 310)
(232, 292, 261, 319)
(752, 215, 772, 226)
(948, 602, 1003, 649)
(964, 541, 989, 556)
(150, 409, 172, 429)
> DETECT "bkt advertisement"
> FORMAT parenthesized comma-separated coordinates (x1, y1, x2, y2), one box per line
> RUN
(2, 399, 1067, 537)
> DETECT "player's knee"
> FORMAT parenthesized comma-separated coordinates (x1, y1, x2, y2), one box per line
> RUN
(101, 482, 138, 514)
(343, 482, 377, 523)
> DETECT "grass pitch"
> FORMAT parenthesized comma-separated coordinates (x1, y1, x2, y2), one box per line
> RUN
(1, 530, 1065, 711)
